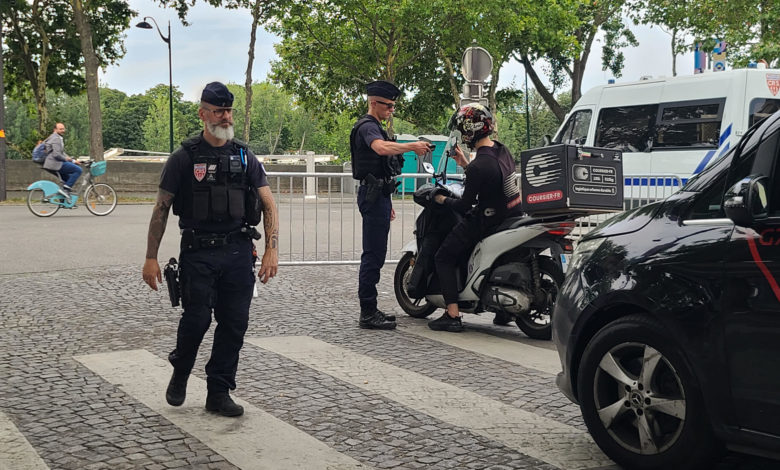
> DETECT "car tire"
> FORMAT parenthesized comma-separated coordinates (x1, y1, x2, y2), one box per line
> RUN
(577, 314, 720, 470)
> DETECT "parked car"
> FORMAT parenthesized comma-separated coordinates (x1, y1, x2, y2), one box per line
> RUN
(553, 110, 780, 469)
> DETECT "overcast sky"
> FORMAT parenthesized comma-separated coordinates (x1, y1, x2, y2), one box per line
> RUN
(100, 0, 695, 104)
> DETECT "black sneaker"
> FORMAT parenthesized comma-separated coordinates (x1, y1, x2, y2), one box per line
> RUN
(165, 370, 189, 406)
(428, 313, 464, 332)
(359, 310, 397, 330)
(205, 392, 244, 417)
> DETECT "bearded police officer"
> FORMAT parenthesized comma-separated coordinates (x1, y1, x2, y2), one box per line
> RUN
(142, 81, 279, 417)
(350, 80, 431, 329)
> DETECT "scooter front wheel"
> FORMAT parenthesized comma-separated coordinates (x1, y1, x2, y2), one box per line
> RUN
(394, 252, 437, 318)
(27, 189, 60, 217)
(515, 257, 563, 340)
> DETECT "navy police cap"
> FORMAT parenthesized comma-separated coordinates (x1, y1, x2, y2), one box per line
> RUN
(366, 80, 400, 101)
(201, 81, 234, 107)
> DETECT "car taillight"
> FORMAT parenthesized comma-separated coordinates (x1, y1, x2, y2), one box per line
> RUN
(543, 222, 575, 236)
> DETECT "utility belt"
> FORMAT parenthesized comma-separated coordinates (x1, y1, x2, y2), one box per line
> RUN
(360, 174, 399, 203)
(180, 226, 260, 251)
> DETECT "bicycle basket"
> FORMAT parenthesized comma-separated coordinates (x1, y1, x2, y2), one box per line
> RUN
(90, 161, 107, 176)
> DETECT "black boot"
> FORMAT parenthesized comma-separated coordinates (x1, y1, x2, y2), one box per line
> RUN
(205, 392, 244, 417)
(359, 309, 397, 330)
(165, 370, 189, 406)
(377, 309, 396, 322)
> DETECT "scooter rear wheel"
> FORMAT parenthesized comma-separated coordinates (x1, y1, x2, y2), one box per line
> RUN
(394, 252, 437, 318)
(515, 257, 563, 340)
(27, 189, 60, 217)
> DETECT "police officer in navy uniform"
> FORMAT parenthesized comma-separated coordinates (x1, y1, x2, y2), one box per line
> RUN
(142, 82, 279, 417)
(350, 80, 431, 329)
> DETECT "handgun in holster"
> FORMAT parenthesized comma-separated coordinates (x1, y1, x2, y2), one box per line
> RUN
(364, 173, 381, 204)
(163, 257, 181, 307)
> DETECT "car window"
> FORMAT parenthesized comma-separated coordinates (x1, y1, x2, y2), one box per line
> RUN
(687, 144, 759, 219)
(749, 98, 780, 127)
(654, 99, 725, 149)
(554, 110, 592, 145)
(595, 104, 657, 152)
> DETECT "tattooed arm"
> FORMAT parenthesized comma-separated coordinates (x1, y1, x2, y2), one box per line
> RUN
(142, 189, 175, 290)
(257, 186, 279, 284)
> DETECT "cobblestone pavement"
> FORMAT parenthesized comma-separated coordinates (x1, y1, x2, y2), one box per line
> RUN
(0, 263, 777, 469)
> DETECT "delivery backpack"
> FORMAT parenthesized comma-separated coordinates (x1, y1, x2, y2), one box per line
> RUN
(32, 142, 46, 164)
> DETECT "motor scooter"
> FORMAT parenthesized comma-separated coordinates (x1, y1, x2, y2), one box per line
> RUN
(393, 134, 581, 340)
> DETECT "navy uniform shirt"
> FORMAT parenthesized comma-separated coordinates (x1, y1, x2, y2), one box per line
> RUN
(160, 134, 269, 232)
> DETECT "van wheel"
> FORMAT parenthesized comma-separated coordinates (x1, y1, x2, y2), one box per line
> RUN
(394, 252, 436, 318)
(515, 257, 561, 340)
(577, 315, 720, 470)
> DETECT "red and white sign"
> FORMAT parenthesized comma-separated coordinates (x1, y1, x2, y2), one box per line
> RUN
(526, 190, 563, 204)
(194, 163, 207, 182)
(767, 73, 780, 96)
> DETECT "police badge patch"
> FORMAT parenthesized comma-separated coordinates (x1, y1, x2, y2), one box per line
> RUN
(194, 163, 207, 182)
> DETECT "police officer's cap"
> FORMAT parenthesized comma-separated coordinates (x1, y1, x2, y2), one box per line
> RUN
(366, 80, 400, 101)
(201, 82, 234, 107)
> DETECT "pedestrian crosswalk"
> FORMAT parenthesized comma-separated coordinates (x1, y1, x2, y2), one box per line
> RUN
(0, 410, 48, 470)
(6, 330, 612, 470)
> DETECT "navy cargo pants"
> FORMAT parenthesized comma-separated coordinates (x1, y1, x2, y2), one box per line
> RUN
(169, 237, 255, 392)
(357, 185, 392, 313)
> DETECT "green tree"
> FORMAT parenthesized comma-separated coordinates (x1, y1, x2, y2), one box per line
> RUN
(141, 84, 192, 153)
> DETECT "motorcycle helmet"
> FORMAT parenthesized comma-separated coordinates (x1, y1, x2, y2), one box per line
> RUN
(448, 103, 494, 148)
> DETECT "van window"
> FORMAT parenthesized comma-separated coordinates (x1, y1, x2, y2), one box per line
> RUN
(654, 99, 725, 149)
(555, 109, 592, 145)
(595, 105, 657, 152)
(749, 98, 780, 127)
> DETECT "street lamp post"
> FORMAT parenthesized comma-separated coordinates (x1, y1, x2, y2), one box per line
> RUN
(136, 17, 173, 153)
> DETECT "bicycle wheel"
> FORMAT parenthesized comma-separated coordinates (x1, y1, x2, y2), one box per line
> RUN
(26, 189, 60, 217)
(84, 183, 117, 216)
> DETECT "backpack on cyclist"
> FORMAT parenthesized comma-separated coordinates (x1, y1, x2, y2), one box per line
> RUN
(32, 142, 47, 164)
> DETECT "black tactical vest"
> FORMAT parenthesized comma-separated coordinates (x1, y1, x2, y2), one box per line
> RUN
(349, 115, 404, 180)
(172, 137, 258, 225)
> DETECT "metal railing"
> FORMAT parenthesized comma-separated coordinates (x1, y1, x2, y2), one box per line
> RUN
(266, 172, 683, 266)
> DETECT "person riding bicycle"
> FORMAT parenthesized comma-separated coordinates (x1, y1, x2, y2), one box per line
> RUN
(428, 103, 523, 332)
(43, 122, 82, 197)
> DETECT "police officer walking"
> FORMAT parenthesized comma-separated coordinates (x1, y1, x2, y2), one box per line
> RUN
(142, 82, 279, 417)
(350, 80, 431, 329)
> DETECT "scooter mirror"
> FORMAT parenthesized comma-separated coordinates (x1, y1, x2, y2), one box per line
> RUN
(422, 162, 435, 174)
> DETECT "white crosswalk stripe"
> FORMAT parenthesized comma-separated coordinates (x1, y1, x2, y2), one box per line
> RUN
(247, 336, 613, 470)
(74, 349, 368, 470)
(399, 322, 562, 375)
(0, 410, 49, 470)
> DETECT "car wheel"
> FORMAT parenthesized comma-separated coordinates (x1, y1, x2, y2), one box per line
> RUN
(577, 314, 719, 470)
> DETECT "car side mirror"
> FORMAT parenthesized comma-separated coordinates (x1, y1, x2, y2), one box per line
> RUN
(724, 175, 769, 226)
(542, 134, 552, 146)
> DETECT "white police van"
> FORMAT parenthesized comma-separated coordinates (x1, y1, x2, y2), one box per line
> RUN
(552, 68, 780, 193)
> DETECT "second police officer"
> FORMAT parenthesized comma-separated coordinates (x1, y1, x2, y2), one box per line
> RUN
(350, 80, 432, 330)
(142, 81, 279, 417)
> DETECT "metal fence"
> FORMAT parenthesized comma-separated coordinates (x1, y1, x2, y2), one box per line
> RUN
(266, 172, 683, 266)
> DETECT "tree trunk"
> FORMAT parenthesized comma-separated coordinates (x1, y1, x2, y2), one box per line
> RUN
(519, 55, 567, 123)
(439, 49, 460, 108)
(671, 28, 678, 77)
(271, 119, 283, 154)
(243, 0, 262, 143)
(70, 0, 104, 161)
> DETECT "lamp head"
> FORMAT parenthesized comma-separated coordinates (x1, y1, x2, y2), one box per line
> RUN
(135, 21, 153, 29)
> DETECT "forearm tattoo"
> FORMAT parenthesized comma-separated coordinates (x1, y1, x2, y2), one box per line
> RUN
(259, 187, 279, 250)
(145, 190, 174, 259)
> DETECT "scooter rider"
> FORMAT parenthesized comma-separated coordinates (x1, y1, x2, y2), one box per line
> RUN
(428, 103, 523, 332)
(350, 80, 432, 330)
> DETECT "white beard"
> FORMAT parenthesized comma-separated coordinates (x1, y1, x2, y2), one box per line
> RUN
(207, 122, 235, 141)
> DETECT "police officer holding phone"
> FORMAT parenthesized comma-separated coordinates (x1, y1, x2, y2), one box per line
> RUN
(142, 82, 279, 417)
(350, 80, 431, 329)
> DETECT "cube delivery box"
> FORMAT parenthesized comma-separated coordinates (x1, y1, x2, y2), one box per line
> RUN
(519, 144, 623, 215)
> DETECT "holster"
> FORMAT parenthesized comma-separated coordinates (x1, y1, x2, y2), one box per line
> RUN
(363, 174, 381, 204)
(163, 258, 181, 307)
